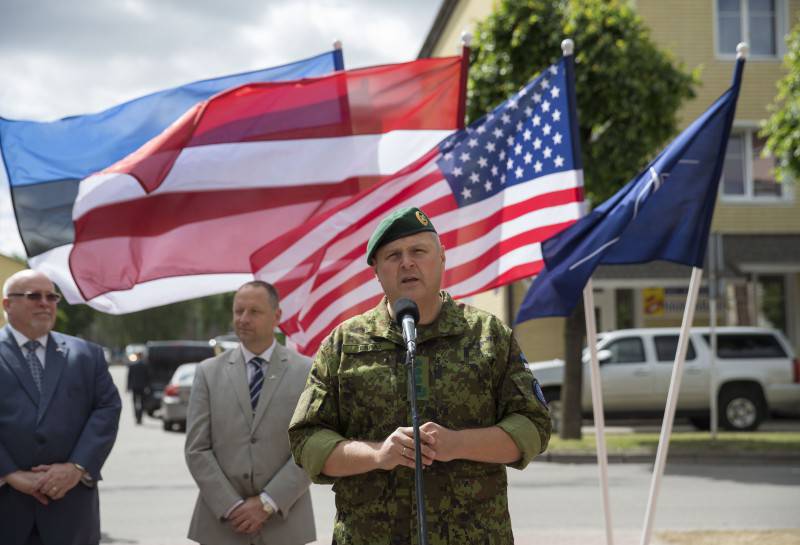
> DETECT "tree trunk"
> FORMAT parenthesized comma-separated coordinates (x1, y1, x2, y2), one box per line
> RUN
(560, 297, 586, 439)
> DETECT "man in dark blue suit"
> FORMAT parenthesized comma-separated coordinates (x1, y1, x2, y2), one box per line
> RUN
(0, 269, 121, 545)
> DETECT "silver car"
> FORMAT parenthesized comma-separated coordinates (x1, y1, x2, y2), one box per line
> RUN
(161, 363, 198, 432)
(529, 327, 800, 431)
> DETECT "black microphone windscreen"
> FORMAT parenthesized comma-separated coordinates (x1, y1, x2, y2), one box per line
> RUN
(393, 298, 420, 327)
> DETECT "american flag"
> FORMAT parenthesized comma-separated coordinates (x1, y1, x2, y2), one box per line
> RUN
(252, 56, 585, 355)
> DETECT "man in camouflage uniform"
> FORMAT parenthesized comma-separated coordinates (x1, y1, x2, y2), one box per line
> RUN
(289, 207, 551, 545)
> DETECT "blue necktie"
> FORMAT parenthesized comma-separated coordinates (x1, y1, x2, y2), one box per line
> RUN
(23, 340, 44, 393)
(249, 357, 265, 411)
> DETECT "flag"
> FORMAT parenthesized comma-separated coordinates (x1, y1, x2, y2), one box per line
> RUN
(251, 54, 585, 355)
(66, 56, 465, 312)
(516, 56, 745, 323)
(0, 50, 342, 305)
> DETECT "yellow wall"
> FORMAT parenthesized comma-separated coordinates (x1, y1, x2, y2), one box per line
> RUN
(430, 0, 496, 57)
(0, 255, 26, 327)
(636, 0, 800, 234)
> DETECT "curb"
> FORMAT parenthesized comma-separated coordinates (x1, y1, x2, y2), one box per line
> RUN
(538, 451, 800, 465)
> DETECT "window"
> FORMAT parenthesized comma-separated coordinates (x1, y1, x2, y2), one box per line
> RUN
(701, 333, 787, 358)
(756, 275, 787, 333)
(654, 336, 697, 362)
(604, 338, 645, 364)
(615, 289, 635, 329)
(716, 0, 785, 58)
(721, 129, 787, 200)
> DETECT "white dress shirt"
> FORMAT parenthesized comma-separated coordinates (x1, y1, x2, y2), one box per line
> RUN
(7, 324, 48, 368)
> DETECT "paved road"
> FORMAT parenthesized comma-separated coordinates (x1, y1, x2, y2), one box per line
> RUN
(100, 366, 800, 545)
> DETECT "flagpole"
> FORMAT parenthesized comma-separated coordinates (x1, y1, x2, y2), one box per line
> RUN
(457, 31, 472, 130)
(709, 233, 720, 439)
(583, 279, 614, 545)
(639, 266, 704, 545)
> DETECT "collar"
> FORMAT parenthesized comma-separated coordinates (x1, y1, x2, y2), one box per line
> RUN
(7, 323, 49, 351)
(368, 291, 467, 344)
(241, 338, 276, 365)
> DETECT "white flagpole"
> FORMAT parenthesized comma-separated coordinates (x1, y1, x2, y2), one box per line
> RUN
(639, 266, 704, 545)
(709, 234, 720, 439)
(583, 279, 614, 545)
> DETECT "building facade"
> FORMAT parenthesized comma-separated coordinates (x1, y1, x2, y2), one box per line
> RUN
(421, 0, 800, 359)
(0, 254, 26, 327)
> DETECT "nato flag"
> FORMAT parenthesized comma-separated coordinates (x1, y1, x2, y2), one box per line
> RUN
(517, 56, 745, 322)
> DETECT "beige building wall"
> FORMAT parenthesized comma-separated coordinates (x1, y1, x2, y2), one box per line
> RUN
(429, 0, 496, 58)
(0, 255, 26, 327)
(635, 0, 800, 234)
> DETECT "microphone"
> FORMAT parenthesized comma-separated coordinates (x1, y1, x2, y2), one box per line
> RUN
(393, 298, 420, 354)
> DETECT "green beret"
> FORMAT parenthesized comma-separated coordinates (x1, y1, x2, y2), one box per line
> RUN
(366, 207, 437, 264)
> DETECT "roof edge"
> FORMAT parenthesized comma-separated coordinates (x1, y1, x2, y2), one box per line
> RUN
(418, 0, 461, 59)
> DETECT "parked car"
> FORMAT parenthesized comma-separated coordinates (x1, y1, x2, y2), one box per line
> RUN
(161, 363, 198, 431)
(141, 340, 215, 417)
(529, 327, 800, 431)
(209, 333, 238, 355)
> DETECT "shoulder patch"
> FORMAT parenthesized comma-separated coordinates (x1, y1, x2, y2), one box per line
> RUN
(533, 378, 548, 409)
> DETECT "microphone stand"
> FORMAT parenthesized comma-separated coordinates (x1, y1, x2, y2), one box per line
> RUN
(405, 341, 429, 545)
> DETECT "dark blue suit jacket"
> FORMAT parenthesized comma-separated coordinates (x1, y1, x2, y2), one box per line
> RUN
(0, 326, 121, 545)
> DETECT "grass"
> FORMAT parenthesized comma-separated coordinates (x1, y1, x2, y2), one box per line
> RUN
(656, 529, 800, 545)
(546, 431, 800, 455)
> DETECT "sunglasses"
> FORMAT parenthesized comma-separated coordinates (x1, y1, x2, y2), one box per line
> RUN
(7, 291, 62, 303)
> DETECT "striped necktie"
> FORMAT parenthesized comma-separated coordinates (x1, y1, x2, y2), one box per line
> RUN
(23, 340, 44, 393)
(248, 357, 265, 411)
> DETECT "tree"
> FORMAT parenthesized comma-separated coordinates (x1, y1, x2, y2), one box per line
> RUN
(468, 0, 697, 438)
(762, 19, 800, 183)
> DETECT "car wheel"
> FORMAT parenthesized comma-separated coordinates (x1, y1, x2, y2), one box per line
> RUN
(719, 386, 764, 431)
(162, 419, 172, 431)
(543, 388, 561, 433)
(177, 420, 187, 433)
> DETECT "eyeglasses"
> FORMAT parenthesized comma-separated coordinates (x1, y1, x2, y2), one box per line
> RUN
(7, 291, 62, 303)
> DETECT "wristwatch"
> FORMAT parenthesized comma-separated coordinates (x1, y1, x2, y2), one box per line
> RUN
(260, 494, 276, 516)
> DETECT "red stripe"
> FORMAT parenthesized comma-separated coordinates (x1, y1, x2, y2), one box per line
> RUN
(103, 57, 462, 194)
(456, 261, 545, 301)
(292, 294, 384, 355)
(442, 220, 575, 287)
(437, 187, 583, 249)
(73, 180, 369, 240)
(249, 169, 444, 273)
(70, 191, 354, 300)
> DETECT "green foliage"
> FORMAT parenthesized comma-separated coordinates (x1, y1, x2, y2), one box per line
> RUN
(55, 292, 236, 348)
(761, 19, 800, 183)
(467, 0, 697, 204)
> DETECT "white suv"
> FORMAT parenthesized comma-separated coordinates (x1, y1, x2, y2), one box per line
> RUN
(529, 327, 800, 431)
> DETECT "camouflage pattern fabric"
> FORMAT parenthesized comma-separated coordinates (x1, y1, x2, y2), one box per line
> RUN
(289, 292, 552, 545)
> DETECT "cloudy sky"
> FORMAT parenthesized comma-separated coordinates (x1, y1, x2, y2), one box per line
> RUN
(0, 0, 445, 256)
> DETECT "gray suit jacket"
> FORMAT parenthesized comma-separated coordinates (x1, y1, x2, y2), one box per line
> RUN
(185, 343, 315, 545)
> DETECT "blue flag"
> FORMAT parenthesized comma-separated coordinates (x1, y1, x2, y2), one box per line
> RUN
(516, 56, 745, 322)
(0, 49, 343, 258)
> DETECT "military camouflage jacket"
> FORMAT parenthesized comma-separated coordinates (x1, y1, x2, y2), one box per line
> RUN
(289, 292, 551, 545)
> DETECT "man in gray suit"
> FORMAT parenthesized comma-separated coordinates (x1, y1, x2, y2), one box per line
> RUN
(185, 280, 315, 545)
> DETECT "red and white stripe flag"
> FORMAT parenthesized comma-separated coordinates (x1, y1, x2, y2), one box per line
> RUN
(252, 57, 584, 355)
(68, 57, 464, 312)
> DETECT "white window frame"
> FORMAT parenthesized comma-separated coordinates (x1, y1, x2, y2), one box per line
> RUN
(712, 0, 789, 60)
(720, 124, 794, 203)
